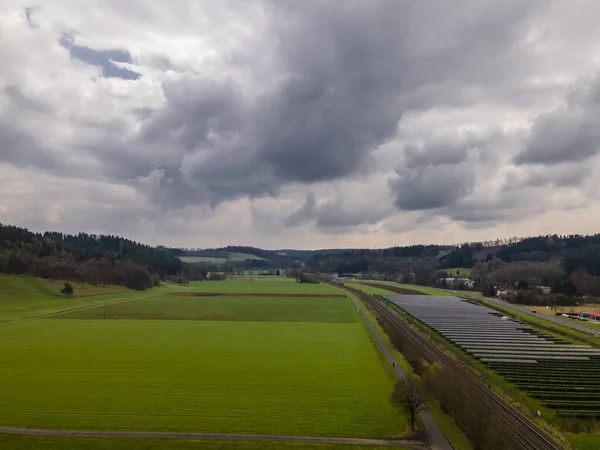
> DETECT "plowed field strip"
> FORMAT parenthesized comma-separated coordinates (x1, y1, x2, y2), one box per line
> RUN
(168, 292, 346, 298)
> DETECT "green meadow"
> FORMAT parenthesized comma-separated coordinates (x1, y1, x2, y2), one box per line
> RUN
(0, 278, 406, 439)
(0, 274, 180, 322)
(190, 279, 341, 294)
(55, 295, 356, 323)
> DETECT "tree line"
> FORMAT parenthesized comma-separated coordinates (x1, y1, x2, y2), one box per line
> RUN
(0, 223, 185, 290)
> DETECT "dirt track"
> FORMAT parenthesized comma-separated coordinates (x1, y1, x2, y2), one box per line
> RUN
(0, 427, 426, 448)
(355, 282, 426, 295)
(168, 292, 346, 298)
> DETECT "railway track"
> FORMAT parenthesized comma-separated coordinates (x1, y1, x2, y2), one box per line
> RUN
(344, 286, 564, 450)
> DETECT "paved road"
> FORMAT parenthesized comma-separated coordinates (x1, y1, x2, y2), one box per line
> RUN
(442, 289, 600, 337)
(0, 427, 426, 448)
(345, 291, 453, 450)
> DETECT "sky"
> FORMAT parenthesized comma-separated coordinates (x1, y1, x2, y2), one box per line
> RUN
(2, 1, 600, 250)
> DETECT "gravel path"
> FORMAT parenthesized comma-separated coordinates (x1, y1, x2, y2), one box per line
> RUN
(0, 427, 427, 448)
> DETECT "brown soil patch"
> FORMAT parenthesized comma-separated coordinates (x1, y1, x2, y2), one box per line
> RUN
(168, 292, 346, 298)
(356, 281, 427, 295)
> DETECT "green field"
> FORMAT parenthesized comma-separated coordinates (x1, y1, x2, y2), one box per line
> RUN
(445, 267, 472, 277)
(54, 295, 356, 323)
(568, 433, 600, 449)
(0, 274, 180, 322)
(191, 279, 340, 294)
(178, 253, 267, 264)
(0, 434, 409, 450)
(0, 278, 405, 439)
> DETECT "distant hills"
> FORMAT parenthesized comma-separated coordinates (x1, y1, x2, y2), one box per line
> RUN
(171, 246, 359, 270)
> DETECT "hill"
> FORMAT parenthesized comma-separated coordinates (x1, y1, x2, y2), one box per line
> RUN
(0, 274, 179, 322)
(175, 246, 301, 270)
(0, 223, 185, 290)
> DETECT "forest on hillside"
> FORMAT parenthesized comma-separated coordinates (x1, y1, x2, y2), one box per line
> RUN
(0, 224, 186, 290)
(306, 235, 600, 301)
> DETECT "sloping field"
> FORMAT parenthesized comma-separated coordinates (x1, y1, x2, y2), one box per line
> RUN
(53, 295, 357, 323)
(385, 294, 600, 418)
(0, 274, 179, 322)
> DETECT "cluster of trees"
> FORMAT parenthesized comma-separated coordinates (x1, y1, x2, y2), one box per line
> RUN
(0, 224, 183, 290)
(286, 269, 321, 284)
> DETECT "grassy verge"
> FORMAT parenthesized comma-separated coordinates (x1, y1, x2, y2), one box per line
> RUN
(367, 281, 482, 298)
(0, 435, 410, 450)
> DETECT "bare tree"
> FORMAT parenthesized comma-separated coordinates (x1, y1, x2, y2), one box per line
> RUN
(391, 378, 426, 430)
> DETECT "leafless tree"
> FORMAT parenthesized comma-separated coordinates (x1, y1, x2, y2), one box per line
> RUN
(391, 378, 426, 430)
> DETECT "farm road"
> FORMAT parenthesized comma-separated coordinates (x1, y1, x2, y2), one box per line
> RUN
(0, 427, 427, 448)
(344, 290, 452, 450)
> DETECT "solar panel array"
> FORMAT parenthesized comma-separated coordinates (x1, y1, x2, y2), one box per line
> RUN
(383, 294, 600, 416)
(382, 294, 598, 363)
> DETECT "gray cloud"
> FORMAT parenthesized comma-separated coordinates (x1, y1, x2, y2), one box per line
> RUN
(5, 0, 600, 247)
(59, 34, 141, 80)
(390, 163, 476, 211)
(285, 192, 392, 231)
(114, 0, 542, 209)
(515, 77, 600, 165)
(504, 162, 591, 190)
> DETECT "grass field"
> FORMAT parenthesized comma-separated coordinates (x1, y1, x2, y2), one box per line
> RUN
(191, 279, 340, 295)
(0, 274, 180, 322)
(568, 433, 600, 450)
(0, 278, 405, 438)
(0, 434, 410, 450)
(54, 295, 356, 323)
(178, 253, 267, 265)
(445, 267, 472, 277)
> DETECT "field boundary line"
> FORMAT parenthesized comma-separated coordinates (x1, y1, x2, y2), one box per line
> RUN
(0, 427, 427, 448)
(0, 286, 191, 327)
(332, 286, 452, 450)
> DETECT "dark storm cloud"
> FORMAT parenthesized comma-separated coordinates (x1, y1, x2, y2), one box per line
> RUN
(515, 77, 600, 165)
(389, 131, 498, 212)
(59, 34, 141, 80)
(128, 0, 541, 208)
(402, 132, 495, 170)
(390, 163, 476, 211)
